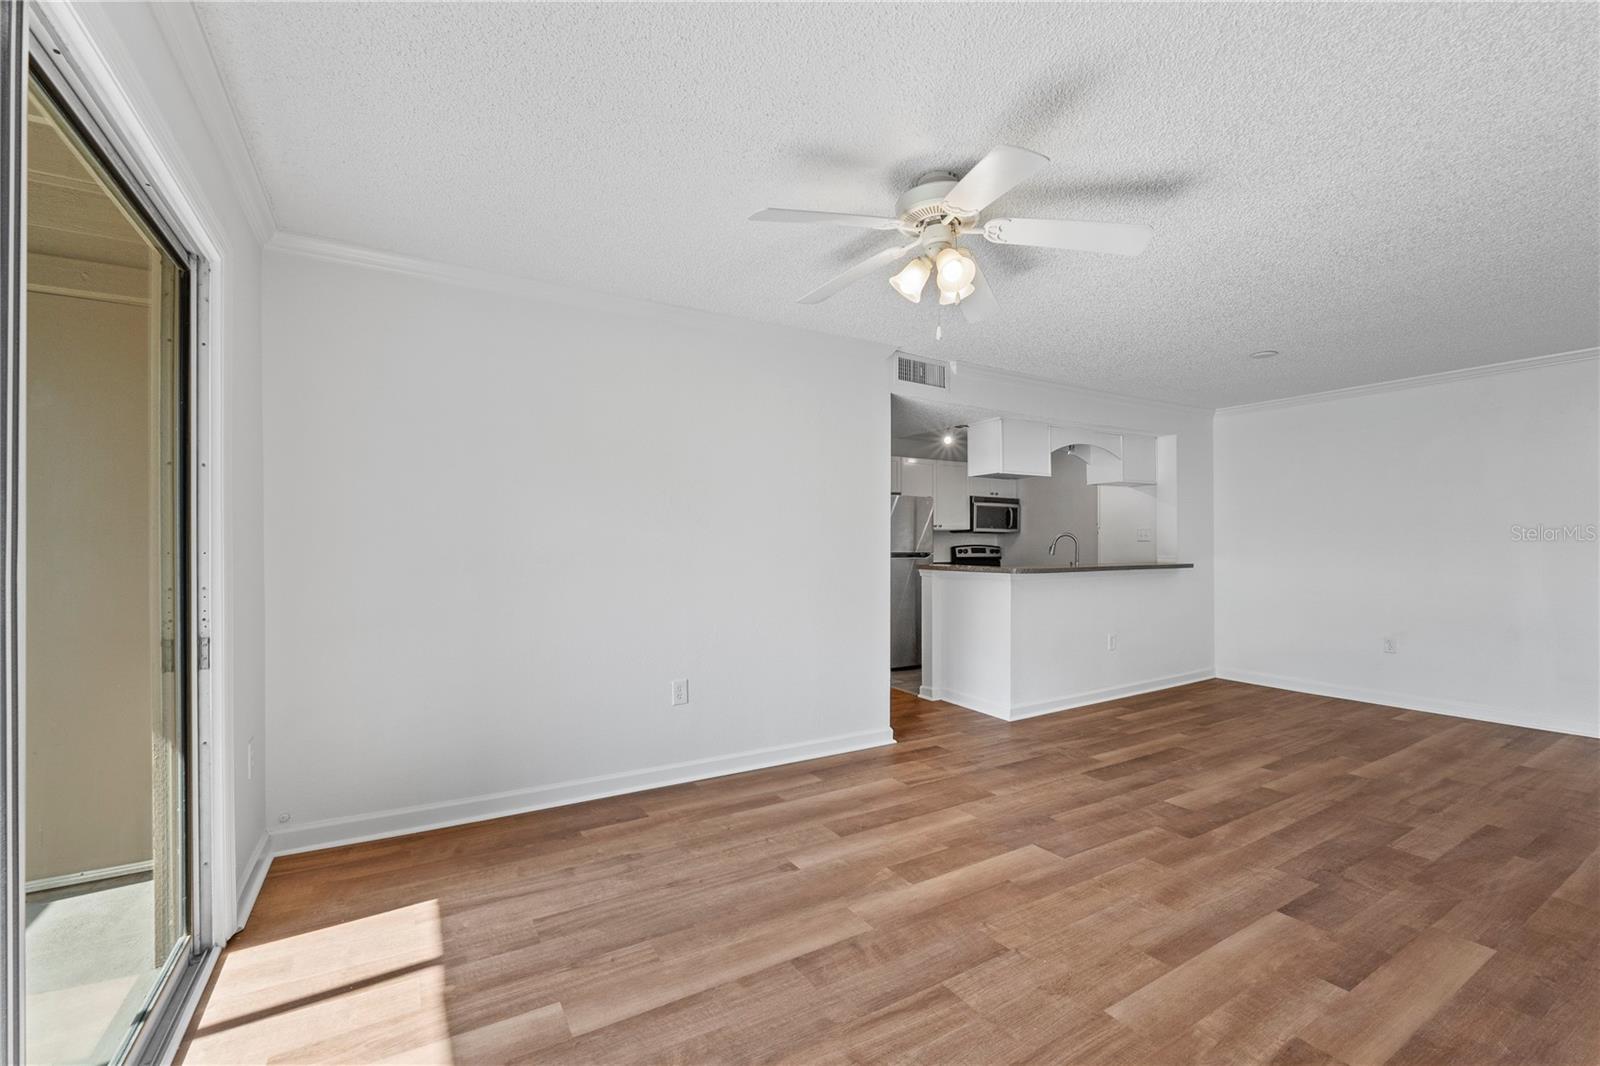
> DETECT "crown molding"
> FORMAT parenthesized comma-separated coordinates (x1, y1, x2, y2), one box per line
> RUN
(932, 356, 1214, 416)
(276, 230, 1218, 415)
(1215, 347, 1599, 417)
(273, 236, 1593, 422)
(266, 231, 898, 353)
(269, 230, 588, 303)
(149, 2, 275, 246)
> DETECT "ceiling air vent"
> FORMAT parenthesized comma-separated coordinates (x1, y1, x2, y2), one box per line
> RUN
(897, 353, 947, 389)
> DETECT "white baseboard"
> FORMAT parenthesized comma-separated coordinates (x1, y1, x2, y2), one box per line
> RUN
(269, 727, 897, 856)
(924, 671, 1215, 722)
(920, 685, 1012, 719)
(233, 832, 272, 933)
(1216, 668, 1600, 739)
(1005, 670, 1218, 722)
(25, 860, 153, 894)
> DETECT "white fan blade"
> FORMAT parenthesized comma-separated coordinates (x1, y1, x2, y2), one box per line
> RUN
(798, 240, 921, 304)
(943, 146, 1049, 214)
(959, 265, 999, 324)
(750, 208, 902, 230)
(981, 217, 1153, 257)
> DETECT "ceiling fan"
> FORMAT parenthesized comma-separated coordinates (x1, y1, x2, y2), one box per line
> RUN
(749, 145, 1153, 323)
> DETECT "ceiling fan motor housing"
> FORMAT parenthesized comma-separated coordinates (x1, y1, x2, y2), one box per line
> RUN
(919, 222, 958, 255)
(896, 172, 978, 228)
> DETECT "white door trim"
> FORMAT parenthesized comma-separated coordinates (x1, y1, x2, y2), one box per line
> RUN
(25, 0, 238, 951)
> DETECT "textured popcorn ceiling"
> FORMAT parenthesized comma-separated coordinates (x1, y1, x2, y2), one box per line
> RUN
(196, 2, 1597, 407)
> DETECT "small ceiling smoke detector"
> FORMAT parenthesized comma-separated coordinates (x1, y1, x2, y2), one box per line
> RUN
(1247, 349, 1280, 360)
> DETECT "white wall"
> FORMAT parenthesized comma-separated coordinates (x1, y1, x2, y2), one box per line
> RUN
(1097, 485, 1158, 565)
(1155, 435, 1179, 564)
(1215, 354, 1600, 737)
(263, 248, 892, 851)
(62, 1, 268, 934)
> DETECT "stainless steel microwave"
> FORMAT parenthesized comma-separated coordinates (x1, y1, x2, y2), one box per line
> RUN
(970, 496, 1021, 533)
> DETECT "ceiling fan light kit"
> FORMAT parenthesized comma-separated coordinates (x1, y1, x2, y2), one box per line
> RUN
(889, 256, 933, 302)
(934, 246, 977, 295)
(750, 145, 1155, 328)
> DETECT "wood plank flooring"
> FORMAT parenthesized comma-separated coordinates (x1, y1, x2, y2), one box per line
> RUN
(177, 680, 1600, 1065)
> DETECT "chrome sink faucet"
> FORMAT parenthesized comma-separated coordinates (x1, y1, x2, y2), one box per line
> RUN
(1048, 532, 1080, 567)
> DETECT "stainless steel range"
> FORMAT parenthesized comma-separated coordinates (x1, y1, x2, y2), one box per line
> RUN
(950, 544, 1003, 567)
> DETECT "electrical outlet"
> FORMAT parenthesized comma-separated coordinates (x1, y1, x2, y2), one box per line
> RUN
(247, 738, 254, 780)
(671, 678, 689, 706)
(1107, 633, 1118, 651)
(1136, 527, 1153, 543)
(1383, 638, 1397, 655)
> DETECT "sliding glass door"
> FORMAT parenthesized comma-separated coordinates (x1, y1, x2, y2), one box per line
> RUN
(4, 29, 207, 1064)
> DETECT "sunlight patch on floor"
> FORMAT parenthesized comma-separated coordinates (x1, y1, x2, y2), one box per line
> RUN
(181, 899, 449, 1064)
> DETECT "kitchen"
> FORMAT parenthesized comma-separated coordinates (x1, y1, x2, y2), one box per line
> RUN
(891, 395, 1196, 720)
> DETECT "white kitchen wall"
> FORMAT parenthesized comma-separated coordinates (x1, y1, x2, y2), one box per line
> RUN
(1011, 450, 1098, 567)
(1215, 353, 1599, 737)
(1097, 485, 1158, 565)
(263, 248, 892, 851)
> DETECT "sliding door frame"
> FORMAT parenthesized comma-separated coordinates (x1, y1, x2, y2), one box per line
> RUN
(4, 1, 237, 1059)
(0, 2, 25, 1062)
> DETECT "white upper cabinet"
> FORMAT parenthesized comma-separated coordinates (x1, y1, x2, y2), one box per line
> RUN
(892, 457, 946, 525)
(967, 475, 1012, 498)
(898, 457, 935, 497)
(932, 460, 970, 530)
(1050, 426, 1159, 487)
(967, 417, 1053, 479)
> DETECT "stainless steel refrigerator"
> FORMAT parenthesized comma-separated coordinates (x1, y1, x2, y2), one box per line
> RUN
(890, 494, 934, 670)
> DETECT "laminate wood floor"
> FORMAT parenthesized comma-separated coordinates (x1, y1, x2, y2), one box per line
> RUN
(178, 681, 1600, 1065)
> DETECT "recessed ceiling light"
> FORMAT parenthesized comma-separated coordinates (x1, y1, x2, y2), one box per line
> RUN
(1248, 349, 1280, 360)
(942, 434, 954, 445)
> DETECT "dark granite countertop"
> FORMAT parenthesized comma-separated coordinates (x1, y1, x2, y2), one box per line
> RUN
(918, 563, 1195, 574)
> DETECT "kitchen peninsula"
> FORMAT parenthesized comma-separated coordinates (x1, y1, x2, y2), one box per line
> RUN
(917, 562, 1209, 721)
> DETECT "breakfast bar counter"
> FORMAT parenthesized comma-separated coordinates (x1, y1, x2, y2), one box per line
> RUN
(919, 562, 1194, 575)
(917, 562, 1209, 722)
